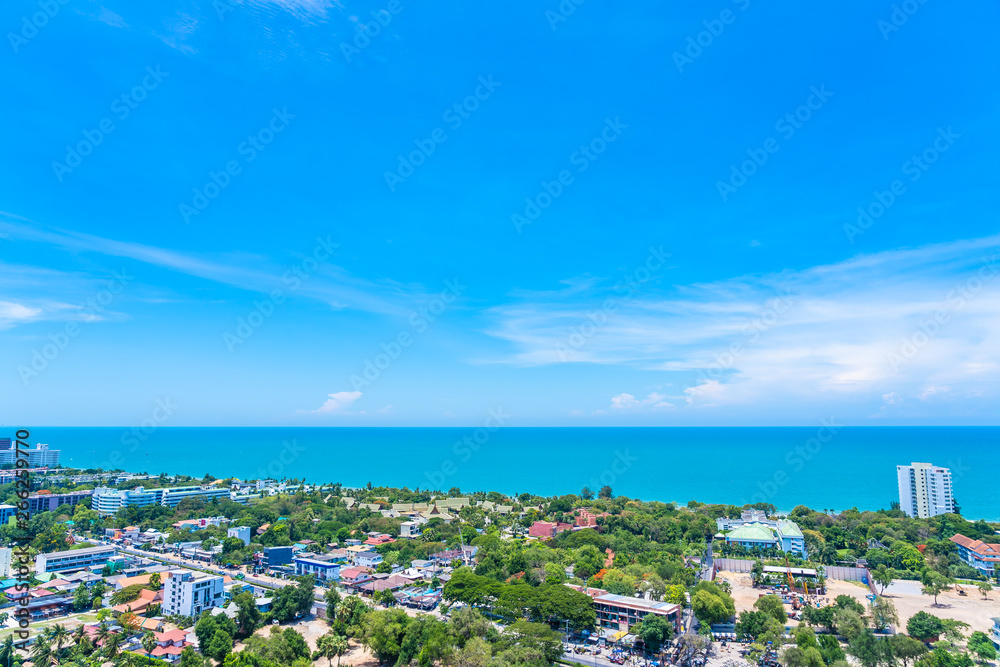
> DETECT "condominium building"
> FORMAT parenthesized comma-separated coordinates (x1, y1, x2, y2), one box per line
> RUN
(897, 462, 955, 518)
(92, 485, 232, 516)
(35, 545, 117, 574)
(0, 440, 60, 467)
(27, 490, 93, 515)
(162, 569, 224, 617)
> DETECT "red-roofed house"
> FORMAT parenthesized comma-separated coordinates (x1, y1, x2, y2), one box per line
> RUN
(364, 535, 396, 546)
(147, 628, 194, 664)
(950, 534, 1000, 577)
(340, 567, 373, 586)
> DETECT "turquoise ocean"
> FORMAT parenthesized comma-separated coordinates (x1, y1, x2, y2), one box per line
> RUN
(20, 427, 1000, 521)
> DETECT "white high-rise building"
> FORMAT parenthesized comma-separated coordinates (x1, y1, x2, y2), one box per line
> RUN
(897, 462, 955, 518)
(163, 569, 224, 617)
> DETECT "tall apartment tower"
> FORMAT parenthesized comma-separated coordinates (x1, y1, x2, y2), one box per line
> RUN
(897, 462, 955, 518)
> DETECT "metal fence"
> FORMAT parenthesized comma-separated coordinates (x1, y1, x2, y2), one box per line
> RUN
(713, 559, 872, 583)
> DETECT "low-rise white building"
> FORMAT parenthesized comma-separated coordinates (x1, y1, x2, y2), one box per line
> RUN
(227, 526, 251, 546)
(36, 545, 117, 574)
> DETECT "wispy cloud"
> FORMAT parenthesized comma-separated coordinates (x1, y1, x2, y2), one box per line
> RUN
(0, 212, 435, 323)
(488, 235, 1000, 417)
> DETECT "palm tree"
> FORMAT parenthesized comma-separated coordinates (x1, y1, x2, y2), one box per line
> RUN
(115, 652, 142, 667)
(332, 634, 349, 667)
(30, 638, 55, 666)
(317, 633, 337, 667)
(0, 636, 16, 666)
(95, 620, 112, 649)
(103, 631, 124, 659)
(72, 625, 86, 644)
(50, 623, 71, 653)
(142, 631, 157, 658)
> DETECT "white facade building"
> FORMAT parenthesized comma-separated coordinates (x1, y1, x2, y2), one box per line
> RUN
(163, 569, 224, 617)
(0, 547, 11, 578)
(227, 526, 251, 545)
(0, 442, 60, 467)
(92, 485, 232, 516)
(897, 462, 955, 518)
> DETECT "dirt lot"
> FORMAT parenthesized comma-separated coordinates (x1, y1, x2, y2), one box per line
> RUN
(714, 570, 1000, 635)
(236, 616, 379, 667)
(884, 580, 1000, 634)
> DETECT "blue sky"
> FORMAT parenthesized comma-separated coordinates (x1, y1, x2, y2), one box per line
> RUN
(1, 0, 999, 426)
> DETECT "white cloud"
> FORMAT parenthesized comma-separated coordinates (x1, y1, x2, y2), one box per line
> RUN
(486, 234, 1000, 418)
(0, 301, 41, 327)
(609, 392, 674, 411)
(0, 212, 433, 324)
(309, 391, 363, 414)
(881, 392, 903, 406)
(919, 385, 951, 400)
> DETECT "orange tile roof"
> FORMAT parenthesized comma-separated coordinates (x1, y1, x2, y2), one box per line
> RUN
(950, 534, 1000, 562)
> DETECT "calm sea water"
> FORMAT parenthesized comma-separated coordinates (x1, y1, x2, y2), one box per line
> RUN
(22, 427, 1000, 521)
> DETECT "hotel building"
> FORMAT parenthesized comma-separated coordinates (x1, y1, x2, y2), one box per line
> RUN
(897, 462, 955, 518)
(92, 485, 231, 516)
(0, 439, 60, 467)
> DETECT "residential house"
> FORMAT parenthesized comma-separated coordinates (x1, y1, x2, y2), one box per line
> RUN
(354, 552, 383, 569)
(340, 567, 373, 587)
